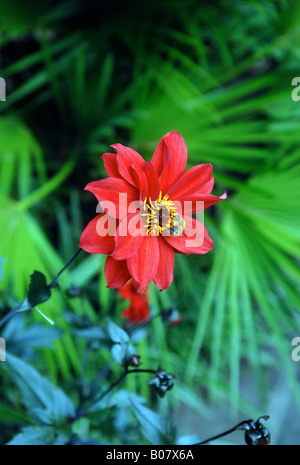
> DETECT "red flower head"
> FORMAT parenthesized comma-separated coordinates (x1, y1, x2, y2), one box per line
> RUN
(118, 279, 150, 325)
(79, 131, 226, 291)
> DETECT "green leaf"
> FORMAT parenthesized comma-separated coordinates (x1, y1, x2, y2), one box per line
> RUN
(7, 426, 68, 445)
(131, 399, 177, 445)
(7, 271, 52, 318)
(72, 326, 110, 343)
(90, 390, 145, 413)
(6, 353, 75, 423)
(27, 271, 51, 307)
(5, 271, 52, 315)
(0, 403, 31, 426)
(2, 314, 60, 355)
(176, 435, 200, 445)
(107, 318, 130, 344)
(0, 116, 46, 199)
(111, 342, 136, 367)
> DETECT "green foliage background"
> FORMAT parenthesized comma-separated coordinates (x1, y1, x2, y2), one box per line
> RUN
(0, 0, 300, 445)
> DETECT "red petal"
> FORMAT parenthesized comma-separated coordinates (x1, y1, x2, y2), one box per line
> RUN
(85, 178, 138, 219)
(118, 280, 137, 299)
(167, 164, 213, 198)
(178, 191, 227, 215)
(112, 143, 147, 187)
(79, 214, 116, 254)
(197, 176, 215, 195)
(127, 236, 160, 291)
(111, 213, 145, 260)
(151, 131, 187, 193)
(154, 239, 174, 291)
(131, 165, 149, 201)
(105, 256, 131, 288)
(131, 162, 161, 201)
(151, 134, 171, 177)
(100, 153, 121, 178)
(122, 295, 150, 325)
(144, 162, 160, 200)
(164, 215, 214, 255)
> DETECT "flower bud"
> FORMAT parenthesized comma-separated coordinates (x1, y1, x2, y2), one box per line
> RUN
(148, 369, 175, 398)
(162, 307, 182, 327)
(128, 354, 141, 367)
(242, 416, 270, 445)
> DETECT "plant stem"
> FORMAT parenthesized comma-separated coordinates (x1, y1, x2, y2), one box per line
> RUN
(194, 420, 247, 445)
(48, 248, 82, 289)
(0, 302, 25, 328)
(73, 368, 158, 421)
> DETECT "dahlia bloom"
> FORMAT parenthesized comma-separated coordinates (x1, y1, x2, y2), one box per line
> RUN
(118, 279, 150, 325)
(79, 131, 226, 291)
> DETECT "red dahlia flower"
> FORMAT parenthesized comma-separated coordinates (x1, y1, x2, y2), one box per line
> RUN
(79, 131, 226, 291)
(118, 279, 150, 325)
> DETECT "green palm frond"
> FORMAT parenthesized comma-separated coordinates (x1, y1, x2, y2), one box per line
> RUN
(122, 1, 300, 410)
(0, 116, 46, 198)
(0, 117, 97, 379)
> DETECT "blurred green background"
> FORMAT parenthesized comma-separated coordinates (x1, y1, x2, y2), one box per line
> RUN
(0, 0, 300, 445)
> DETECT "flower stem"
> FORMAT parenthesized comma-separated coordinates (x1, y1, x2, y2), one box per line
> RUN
(0, 302, 25, 327)
(194, 420, 248, 445)
(48, 248, 82, 289)
(73, 368, 158, 421)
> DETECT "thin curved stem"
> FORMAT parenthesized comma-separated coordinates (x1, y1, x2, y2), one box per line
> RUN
(0, 302, 24, 327)
(194, 420, 247, 445)
(48, 248, 82, 289)
(73, 369, 158, 422)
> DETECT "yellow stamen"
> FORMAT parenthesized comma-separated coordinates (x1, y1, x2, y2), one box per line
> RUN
(142, 191, 177, 236)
